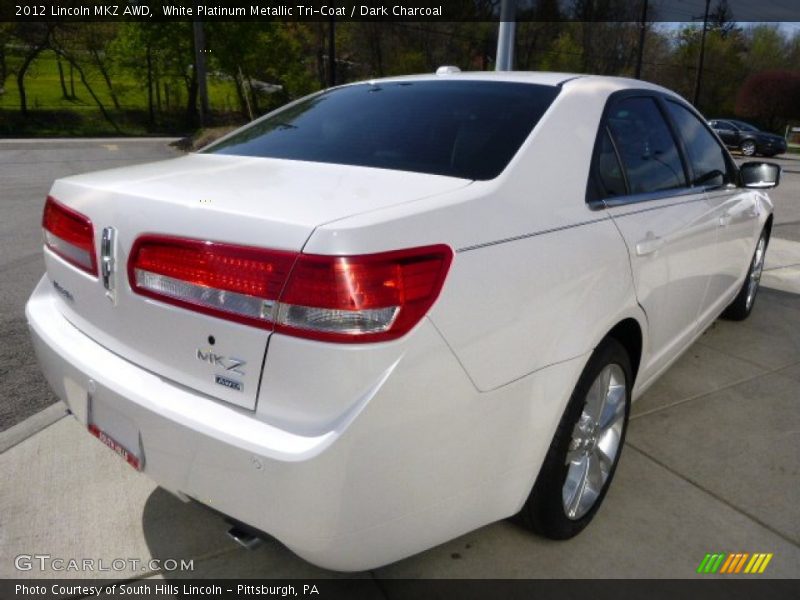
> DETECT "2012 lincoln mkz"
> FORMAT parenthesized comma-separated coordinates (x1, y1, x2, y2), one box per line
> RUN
(26, 71, 780, 570)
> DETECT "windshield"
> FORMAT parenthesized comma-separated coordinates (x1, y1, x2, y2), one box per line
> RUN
(205, 81, 560, 180)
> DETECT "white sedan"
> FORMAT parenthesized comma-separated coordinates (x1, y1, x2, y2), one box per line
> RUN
(27, 71, 779, 570)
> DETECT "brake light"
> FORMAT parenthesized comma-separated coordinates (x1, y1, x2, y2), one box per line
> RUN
(42, 196, 97, 275)
(129, 236, 452, 343)
(276, 246, 453, 342)
(129, 236, 296, 329)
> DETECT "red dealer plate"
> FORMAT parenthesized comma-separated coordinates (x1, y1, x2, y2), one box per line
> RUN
(88, 423, 142, 471)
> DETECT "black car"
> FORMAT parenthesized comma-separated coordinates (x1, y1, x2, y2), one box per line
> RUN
(708, 119, 787, 157)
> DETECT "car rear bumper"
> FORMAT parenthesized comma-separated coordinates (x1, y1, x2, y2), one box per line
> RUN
(26, 274, 584, 570)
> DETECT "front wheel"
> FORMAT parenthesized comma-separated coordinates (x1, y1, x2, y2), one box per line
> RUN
(519, 338, 632, 539)
(722, 229, 768, 321)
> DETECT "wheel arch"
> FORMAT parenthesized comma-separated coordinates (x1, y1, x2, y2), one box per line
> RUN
(605, 318, 643, 384)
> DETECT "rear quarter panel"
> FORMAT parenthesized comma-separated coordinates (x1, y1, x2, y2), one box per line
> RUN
(306, 79, 642, 391)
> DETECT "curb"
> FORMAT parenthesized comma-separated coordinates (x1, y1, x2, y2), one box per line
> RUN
(0, 403, 68, 454)
(0, 137, 183, 144)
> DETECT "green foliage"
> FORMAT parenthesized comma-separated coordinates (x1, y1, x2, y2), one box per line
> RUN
(538, 28, 583, 73)
(0, 20, 797, 137)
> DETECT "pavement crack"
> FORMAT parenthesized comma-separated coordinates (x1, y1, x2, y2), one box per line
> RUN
(627, 444, 800, 549)
(630, 358, 799, 421)
(692, 338, 792, 372)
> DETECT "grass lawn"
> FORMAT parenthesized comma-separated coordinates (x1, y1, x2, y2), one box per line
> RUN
(0, 51, 243, 136)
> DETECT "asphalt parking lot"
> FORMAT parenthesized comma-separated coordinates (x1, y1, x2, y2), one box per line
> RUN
(0, 139, 179, 431)
(0, 139, 798, 581)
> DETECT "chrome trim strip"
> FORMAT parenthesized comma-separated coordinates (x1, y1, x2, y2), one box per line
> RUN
(601, 185, 700, 208)
(456, 217, 608, 253)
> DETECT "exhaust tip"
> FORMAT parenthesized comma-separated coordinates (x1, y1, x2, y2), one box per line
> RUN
(226, 525, 263, 550)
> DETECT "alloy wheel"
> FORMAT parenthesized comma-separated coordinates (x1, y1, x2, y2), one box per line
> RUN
(746, 235, 767, 311)
(562, 364, 627, 520)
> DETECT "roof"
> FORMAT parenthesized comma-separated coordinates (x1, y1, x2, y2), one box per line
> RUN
(348, 70, 681, 99)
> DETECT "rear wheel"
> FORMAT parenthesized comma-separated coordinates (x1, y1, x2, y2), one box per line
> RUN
(722, 229, 768, 321)
(519, 338, 631, 539)
(740, 139, 757, 156)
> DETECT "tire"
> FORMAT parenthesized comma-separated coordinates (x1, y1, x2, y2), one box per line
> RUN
(740, 139, 757, 157)
(519, 338, 632, 540)
(721, 228, 768, 321)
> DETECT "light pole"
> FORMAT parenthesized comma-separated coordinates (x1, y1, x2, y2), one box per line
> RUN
(635, 0, 649, 79)
(692, 0, 712, 107)
(193, 21, 210, 125)
(496, 0, 516, 71)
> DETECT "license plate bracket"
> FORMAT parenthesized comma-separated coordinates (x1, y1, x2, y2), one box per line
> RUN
(88, 423, 142, 471)
(87, 391, 144, 471)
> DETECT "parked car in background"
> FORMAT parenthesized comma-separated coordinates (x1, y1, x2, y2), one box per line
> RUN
(28, 71, 780, 571)
(709, 118, 787, 157)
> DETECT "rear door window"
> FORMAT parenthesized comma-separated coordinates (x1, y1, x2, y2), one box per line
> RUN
(606, 96, 687, 195)
(590, 128, 627, 199)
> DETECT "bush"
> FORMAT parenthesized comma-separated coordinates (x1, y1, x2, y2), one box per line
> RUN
(735, 70, 800, 132)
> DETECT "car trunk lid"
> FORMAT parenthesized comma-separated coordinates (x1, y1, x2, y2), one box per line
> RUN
(43, 153, 470, 410)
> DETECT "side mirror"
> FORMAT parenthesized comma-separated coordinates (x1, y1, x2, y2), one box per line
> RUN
(739, 161, 781, 189)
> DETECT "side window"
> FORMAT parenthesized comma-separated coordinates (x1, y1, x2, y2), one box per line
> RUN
(590, 128, 627, 199)
(665, 101, 732, 188)
(606, 97, 687, 195)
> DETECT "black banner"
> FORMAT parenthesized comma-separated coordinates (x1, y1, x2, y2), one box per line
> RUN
(3, 0, 800, 23)
(1, 579, 799, 600)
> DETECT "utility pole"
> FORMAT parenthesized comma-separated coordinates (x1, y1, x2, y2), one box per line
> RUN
(328, 15, 336, 86)
(193, 20, 210, 125)
(496, 0, 516, 71)
(692, 0, 711, 107)
(634, 0, 649, 79)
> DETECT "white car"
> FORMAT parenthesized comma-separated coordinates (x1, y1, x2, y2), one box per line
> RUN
(27, 71, 779, 571)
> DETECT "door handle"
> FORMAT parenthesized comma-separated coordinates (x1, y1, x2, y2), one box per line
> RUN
(719, 214, 733, 227)
(636, 232, 664, 256)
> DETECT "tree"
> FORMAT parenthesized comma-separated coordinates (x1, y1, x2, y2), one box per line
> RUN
(746, 24, 789, 73)
(0, 23, 12, 93)
(735, 70, 800, 131)
(51, 24, 120, 131)
(10, 23, 52, 115)
(207, 22, 317, 117)
(79, 23, 122, 109)
(668, 25, 745, 113)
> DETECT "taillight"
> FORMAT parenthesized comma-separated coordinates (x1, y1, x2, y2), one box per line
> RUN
(42, 196, 97, 276)
(128, 236, 296, 329)
(129, 236, 452, 343)
(276, 246, 453, 342)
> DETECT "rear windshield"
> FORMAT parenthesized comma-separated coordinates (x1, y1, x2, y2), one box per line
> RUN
(205, 81, 560, 180)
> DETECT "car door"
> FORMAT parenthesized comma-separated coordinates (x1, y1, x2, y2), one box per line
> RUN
(713, 120, 738, 147)
(663, 101, 761, 325)
(589, 93, 720, 383)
